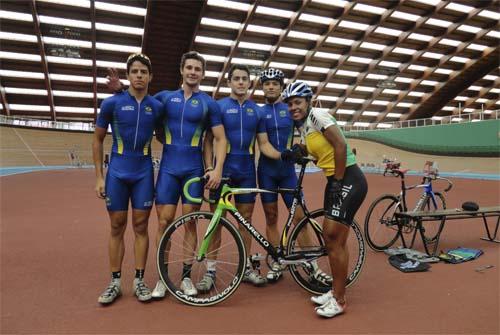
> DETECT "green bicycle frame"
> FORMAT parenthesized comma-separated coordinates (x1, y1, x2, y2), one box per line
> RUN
(183, 179, 246, 260)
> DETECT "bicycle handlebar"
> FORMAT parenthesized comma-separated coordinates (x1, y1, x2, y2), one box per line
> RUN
(295, 156, 314, 166)
(182, 156, 314, 204)
(183, 177, 205, 204)
(183, 176, 232, 204)
(384, 168, 405, 178)
(437, 176, 453, 192)
(405, 175, 453, 193)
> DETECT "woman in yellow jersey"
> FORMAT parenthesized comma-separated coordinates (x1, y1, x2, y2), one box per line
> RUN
(282, 81, 368, 318)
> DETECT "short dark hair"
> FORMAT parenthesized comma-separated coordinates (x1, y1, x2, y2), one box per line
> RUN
(228, 64, 250, 81)
(180, 51, 206, 73)
(126, 53, 152, 74)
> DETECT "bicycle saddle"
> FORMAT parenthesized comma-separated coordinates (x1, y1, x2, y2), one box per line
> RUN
(462, 201, 479, 211)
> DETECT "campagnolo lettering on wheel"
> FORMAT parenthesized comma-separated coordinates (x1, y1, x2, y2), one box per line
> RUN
(286, 209, 366, 295)
(157, 212, 246, 306)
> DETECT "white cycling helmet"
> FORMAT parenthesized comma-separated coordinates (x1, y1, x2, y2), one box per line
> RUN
(259, 68, 285, 85)
(281, 81, 313, 102)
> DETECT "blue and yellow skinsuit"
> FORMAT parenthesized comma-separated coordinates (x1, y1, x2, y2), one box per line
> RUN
(154, 89, 222, 204)
(257, 101, 298, 207)
(96, 90, 164, 211)
(217, 97, 266, 203)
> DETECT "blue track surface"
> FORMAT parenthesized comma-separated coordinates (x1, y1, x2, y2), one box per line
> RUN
(1, 165, 498, 180)
(0, 165, 85, 177)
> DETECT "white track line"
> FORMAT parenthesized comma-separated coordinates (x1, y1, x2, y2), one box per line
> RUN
(12, 128, 45, 167)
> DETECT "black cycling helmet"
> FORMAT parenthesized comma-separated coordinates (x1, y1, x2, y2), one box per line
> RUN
(259, 68, 285, 86)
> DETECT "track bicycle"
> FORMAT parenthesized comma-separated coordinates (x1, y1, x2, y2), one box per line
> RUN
(364, 166, 453, 251)
(382, 158, 401, 176)
(157, 158, 366, 306)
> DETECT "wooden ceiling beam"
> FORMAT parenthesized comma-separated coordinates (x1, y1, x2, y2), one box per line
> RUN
(289, 1, 356, 83)
(30, 0, 56, 121)
(377, 9, 488, 122)
(313, 1, 406, 104)
(0, 83, 10, 116)
(452, 77, 500, 115)
(141, 0, 152, 53)
(213, 0, 261, 98)
(374, 7, 491, 125)
(337, 1, 451, 123)
(249, 0, 311, 98)
(91, 0, 98, 121)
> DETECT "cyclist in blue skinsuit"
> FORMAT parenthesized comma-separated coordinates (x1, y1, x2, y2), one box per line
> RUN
(93, 53, 163, 305)
(105, 52, 226, 299)
(256, 68, 304, 282)
(152, 52, 227, 298)
(197, 64, 295, 291)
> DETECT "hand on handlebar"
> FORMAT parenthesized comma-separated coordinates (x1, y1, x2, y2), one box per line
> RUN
(281, 144, 307, 163)
(204, 169, 221, 190)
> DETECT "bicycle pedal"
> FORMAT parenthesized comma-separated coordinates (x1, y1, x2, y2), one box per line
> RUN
(250, 253, 265, 261)
(250, 253, 264, 271)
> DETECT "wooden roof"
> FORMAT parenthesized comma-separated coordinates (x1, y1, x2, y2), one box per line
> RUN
(0, 0, 498, 128)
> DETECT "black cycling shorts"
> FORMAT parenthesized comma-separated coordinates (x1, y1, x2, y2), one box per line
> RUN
(324, 164, 367, 225)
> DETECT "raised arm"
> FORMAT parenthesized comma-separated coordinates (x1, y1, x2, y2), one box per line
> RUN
(106, 68, 124, 93)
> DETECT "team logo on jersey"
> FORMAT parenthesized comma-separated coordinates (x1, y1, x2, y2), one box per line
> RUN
(121, 105, 134, 111)
(144, 106, 153, 114)
(246, 108, 254, 115)
(279, 110, 287, 117)
(191, 99, 199, 106)
(171, 97, 182, 103)
(266, 114, 272, 119)
(226, 108, 238, 114)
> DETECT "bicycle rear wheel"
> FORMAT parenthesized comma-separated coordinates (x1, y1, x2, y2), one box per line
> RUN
(157, 212, 246, 306)
(420, 192, 446, 243)
(364, 194, 402, 251)
(286, 209, 366, 295)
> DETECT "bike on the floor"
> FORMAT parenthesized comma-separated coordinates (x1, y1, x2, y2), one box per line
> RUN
(364, 165, 453, 252)
(157, 158, 366, 306)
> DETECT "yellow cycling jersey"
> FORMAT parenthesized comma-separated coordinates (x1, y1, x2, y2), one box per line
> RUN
(301, 109, 356, 176)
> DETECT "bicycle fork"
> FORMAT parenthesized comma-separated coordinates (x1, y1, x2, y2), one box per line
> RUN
(196, 207, 225, 262)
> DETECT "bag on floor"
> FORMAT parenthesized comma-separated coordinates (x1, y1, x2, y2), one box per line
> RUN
(439, 247, 483, 264)
(385, 247, 440, 263)
(388, 254, 431, 273)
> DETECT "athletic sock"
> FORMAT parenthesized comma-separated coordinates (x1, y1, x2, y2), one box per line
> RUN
(135, 269, 145, 280)
(206, 259, 217, 273)
(112, 271, 121, 280)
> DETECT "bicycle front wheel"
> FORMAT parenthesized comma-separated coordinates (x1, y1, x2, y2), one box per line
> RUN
(157, 212, 246, 306)
(287, 209, 366, 295)
(364, 194, 402, 251)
